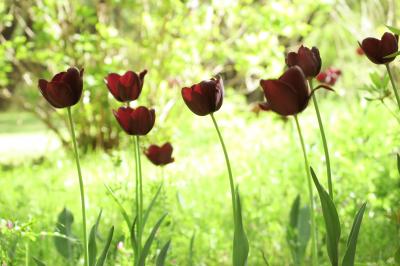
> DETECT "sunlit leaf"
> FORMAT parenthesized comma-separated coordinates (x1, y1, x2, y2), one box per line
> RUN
(387, 25, 400, 35)
(88, 210, 102, 266)
(95, 226, 114, 266)
(310, 168, 341, 266)
(138, 213, 167, 266)
(156, 240, 171, 266)
(142, 183, 163, 231)
(233, 188, 249, 266)
(342, 203, 367, 266)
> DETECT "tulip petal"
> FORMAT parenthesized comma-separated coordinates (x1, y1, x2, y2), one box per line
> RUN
(120, 71, 141, 101)
(182, 86, 211, 116)
(260, 79, 301, 116)
(113, 107, 133, 135)
(106, 73, 122, 101)
(381, 32, 398, 62)
(46, 82, 74, 108)
(279, 66, 309, 108)
(361, 37, 383, 64)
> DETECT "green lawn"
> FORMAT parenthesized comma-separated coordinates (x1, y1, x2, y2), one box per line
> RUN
(0, 95, 399, 265)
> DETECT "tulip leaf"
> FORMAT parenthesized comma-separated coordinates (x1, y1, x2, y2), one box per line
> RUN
(310, 167, 341, 266)
(130, 216, 138, 257)
(233, 188, 249, 266)
(88, 210, 102, 266)
(33, 258, 46, 266)
(156, 240, 171, 266)
(95, 226, 114, 266)
(138, 213, 167, 266)
(54, 208, 79, 261)
(104, 184, 131, 230)
(142, 183, 163, 231)
(342, 202, 367, 266)
(387, 25, 400, 35)
(188, 232, 195, 266)
(287, 195, 310, 266)
(397, 154, 400, 175)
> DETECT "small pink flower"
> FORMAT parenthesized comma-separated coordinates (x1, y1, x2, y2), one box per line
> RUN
(6, 220, 13, 230)
(117, 241, 124, 250)
(316, 67, 342, 86)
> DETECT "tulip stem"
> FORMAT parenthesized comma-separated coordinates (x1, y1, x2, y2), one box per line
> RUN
(386, 64, 400, 112)
(210, 113, 237, 220)
(67, 107, 88, 266)
(132, 136, 139, 264)
(310, 80, 333, 199)
(294, 115, 318, 266)
(134, 135, 144, 262)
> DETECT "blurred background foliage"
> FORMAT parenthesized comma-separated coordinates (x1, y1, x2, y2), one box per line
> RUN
(1, 0, 400, 265)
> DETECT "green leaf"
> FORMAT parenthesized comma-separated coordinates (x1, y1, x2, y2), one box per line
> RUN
(384, 50, 400, 59)
(104, 184, 131, 229)
(156, 240, 171, 266)
(33, 257, 46, 266)
(395, 246, 400, 264)
(310, 168, 341, 266)
(188, 232, 195, 266)
(95, 226, 114, 266)
(142, 183, 163, 231)
(88, 210, 102, 266)
(387, 25, 400, 35)
(287, 195, 310, 266)
(233, 188, 249, 266)
(130, 215, 138, 256)
(54, 208, 78, 260)
(397, 154, 400, 175)
(138, 213, 167, 266)
(342, 203, 367, 266)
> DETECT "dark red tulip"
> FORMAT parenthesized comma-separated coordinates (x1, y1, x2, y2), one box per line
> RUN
(181, 76, 224, 116)
(113, 106, 155, 135)
(316, 67, 342, 86)
(145, 142, 174, 166)
(286, 45, 322, 79)
(38, 67, 84, 108)
(259, 66, 311, 116)
(359, 32, 399, 64)
(105, 70, 147, 102)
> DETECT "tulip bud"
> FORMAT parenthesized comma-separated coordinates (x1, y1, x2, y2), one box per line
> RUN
(38, 67, 84, 108)
(113, 106, 155, 135)
(181, 76, 224, 116)
(105, 70, 147, 102)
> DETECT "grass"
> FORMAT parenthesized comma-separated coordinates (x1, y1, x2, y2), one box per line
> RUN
(0, 93, 399, 265)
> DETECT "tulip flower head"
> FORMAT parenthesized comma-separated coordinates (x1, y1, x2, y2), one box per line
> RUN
(181, 76, 224, 116)
(145, 142, 174, 166)
(260, 66, 332, 116)
(316, 67, 342, 86)
(38, 67, 84, 108)
(286, 45, 322, 79)
(113, 106, 155, 135)
(105, 70, 147, 102)
(359, 32, 399, 64)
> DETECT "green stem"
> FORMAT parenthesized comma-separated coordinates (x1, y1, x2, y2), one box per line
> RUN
(386, 64, 400, 111)
(132, 136, 139, 265)
(310, 80, 333, 199)
(210, 113, 236, 221)
(67, 107, 88, 266)
(134, 135, 143, 261)
(294, 115, 318, 266)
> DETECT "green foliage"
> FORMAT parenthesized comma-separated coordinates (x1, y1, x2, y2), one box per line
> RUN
(287, 195, 310, 266)
(54, 208, 80, 262)
(310, 168, 341, 266)
(233, 189, 249, 266)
